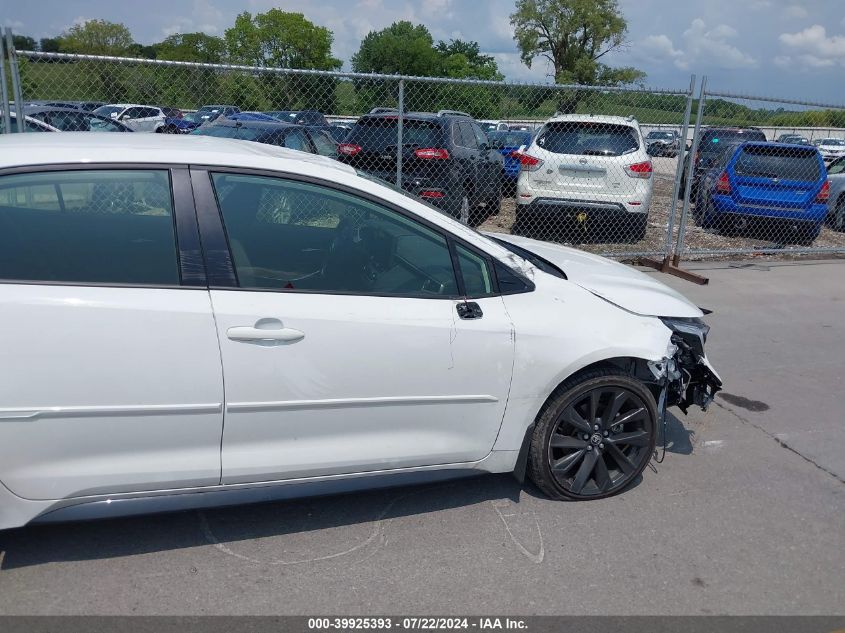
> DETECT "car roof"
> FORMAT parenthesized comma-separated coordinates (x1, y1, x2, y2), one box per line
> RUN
(211, 119, 302, 130)
(545, 113, 639, 126)
(0, 133, 357, 174)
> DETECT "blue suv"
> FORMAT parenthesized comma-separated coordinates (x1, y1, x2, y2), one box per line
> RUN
(695, 141, 830, 244)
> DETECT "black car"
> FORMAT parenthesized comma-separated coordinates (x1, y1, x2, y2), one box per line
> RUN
(681, 127, 767, 199)
(336, 109, 503, 224)
(23, 106, 133, 132)
(190, 119, 324, 155)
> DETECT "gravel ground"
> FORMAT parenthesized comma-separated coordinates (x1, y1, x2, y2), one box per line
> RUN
(478, 156, 845, 260)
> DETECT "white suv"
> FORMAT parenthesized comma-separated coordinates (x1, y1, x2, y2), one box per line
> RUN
(513, 114, 653, 243)
(93, 104, 166, 132)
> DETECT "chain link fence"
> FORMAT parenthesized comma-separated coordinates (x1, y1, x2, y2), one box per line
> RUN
(3, 44, 845, 263)
(675, 80, 845, 259)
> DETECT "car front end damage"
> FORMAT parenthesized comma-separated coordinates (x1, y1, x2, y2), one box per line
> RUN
(649, 317, 722, 416)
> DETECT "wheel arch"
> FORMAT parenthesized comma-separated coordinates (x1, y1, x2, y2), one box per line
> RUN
(511, 356, 660, 483)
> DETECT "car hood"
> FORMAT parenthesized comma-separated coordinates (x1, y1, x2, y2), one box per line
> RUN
(489, 233, 703, 318)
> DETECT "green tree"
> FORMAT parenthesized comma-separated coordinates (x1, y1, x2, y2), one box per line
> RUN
(39, 37, 62, 53)
(352, 21, 441, 76)
(435, 40, 502, 80)
(224, 10, 341, 70)
(224, 10, 341, 112)
(59, 19, 135, 56)
(511, 0, 644, 111)
(153, 32, 226, 63)
(12, 35, 37, 51)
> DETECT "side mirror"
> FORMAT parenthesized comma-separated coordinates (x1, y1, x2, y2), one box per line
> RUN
(121, 114, 130, 121)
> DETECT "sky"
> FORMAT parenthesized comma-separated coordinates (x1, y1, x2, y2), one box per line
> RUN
(4, 0, 845, 103)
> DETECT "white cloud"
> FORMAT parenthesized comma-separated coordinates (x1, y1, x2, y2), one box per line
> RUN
(750, 0, 772, 9)
(681, 18, 758, 69)
(636, 34, 686, 69)
(162, 0, 223, 37)
(779, 25, 845, 69)
(782, 4, 809, 19)
(3, 19, 24, 29)
(636, 19, 757, 72)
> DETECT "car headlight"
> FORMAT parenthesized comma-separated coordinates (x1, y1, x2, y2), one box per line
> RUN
(659, 316, 710, 354)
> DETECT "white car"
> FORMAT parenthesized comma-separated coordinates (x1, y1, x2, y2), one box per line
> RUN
(814, 138, 845, 164)
(0, 133, 720, 530)
(93, 103, 166, 132)
(514, 114, 653, 244)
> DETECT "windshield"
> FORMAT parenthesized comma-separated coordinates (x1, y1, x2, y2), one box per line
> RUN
(536, 121, 639, 156)
(93, 106, 123, 117)
(734, 146, 821, 181)
(820, 139, 845, 146)
(183, 113, 204, 124)
(647, 131, 674, 140)
(191, 125, 263, 141)
(346, 118, 444, 151)
(489, 131, 532, 148)
(701, 129, 767, 153)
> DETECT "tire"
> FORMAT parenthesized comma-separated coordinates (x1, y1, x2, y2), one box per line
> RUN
(528, 369, 658, 501)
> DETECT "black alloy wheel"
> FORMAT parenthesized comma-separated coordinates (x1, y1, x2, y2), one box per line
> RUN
(529, 371, 657, 500)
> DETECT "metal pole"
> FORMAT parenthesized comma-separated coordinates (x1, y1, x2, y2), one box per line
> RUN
(0, 30, 12, 134)
(4, 29, 25, 133)
(396, 79, 404, 188)
(663, 74, 696, 260)
(674, 75, 707, 265)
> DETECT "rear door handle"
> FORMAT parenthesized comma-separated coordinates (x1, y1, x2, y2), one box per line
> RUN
(227, 319, 305, 344)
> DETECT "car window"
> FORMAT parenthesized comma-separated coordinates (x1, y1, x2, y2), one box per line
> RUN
(88, 115, 128, 132)
(0, 170, 179, 285)
(470, 122, 489, 148)
(457, 122, 478, 149)
(311, 130, 338, 157)
(192, 125, 263, 142)
(283, 129, 310, 152)
(346, 118, 444, 151)
(734, 146, 821, 181)
(0, 118, 49, 133)
(826, 157, 845, 175)
(456, 244, 492, 297)
(536, 122, 639, 156)
(123, 107, 142, 119)
(211, 173, 459, 296)
(142, 108, 161, 118)
(40, 111, 88, 131)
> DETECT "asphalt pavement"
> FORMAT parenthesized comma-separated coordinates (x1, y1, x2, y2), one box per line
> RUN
(0, 259, 843, 615)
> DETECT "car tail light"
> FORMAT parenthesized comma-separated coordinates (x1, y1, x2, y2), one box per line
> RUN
(414, 148, 450, 160)
(420, 190, 444, 199)
(716, 171, 731, 194)
(625, 160, 653, 179)
(816, 180, 830, 203)
(511, 151, 544, 171)
(337, 143, 362, 156)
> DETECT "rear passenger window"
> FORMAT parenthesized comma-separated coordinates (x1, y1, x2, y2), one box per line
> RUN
(0, 170, 179, 285)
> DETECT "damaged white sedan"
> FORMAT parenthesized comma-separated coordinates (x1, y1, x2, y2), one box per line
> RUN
(0, 134, 720, 530)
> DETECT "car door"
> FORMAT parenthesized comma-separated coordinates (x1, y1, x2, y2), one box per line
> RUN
(0, 167, 224, 500)
(191, 168, 515, 484)
(454, 122, 480, 200)
(119, 107, 144, 131)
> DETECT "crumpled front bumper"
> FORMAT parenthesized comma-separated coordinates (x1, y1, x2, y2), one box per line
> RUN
(649, 341, 722, 415)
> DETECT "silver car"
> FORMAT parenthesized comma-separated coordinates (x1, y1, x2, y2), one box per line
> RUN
(825, 156, 845, 231)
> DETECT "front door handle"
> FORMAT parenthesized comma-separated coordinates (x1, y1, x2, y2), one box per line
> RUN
(456, 301, 483, 320)
(227, 319, 305, 344)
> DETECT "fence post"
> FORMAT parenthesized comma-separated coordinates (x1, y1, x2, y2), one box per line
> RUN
(0, 30, 11, 134)
(4, 29, 25, 133)
(396, 79, 404, 188)
(674, 75, 708, 265)
(662, 74, 696, 261)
